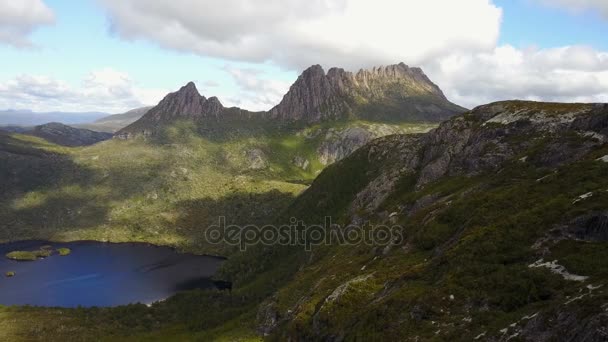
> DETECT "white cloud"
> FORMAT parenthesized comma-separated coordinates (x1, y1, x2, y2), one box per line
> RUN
(100, 0, 502, 70)
(222, 66, 291, 111)
(537, 0, 608, 18)
(98, 0, 608, 110)
(0, 68, 167, 113)
(0, 0, 54, 47)
(424, 45, 608, 108)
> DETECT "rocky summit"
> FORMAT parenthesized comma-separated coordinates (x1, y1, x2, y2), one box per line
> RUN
(115, 82, 233, 138)
(269, 62, 464, 123)
(116, 63, 465, 138)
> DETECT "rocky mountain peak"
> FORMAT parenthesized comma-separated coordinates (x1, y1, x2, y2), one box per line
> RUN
(268, 64, 340, 123)
(116, 81, 230, 137)
(118, 62, 466, 138)
(183, 81, 198, 91)
(269, 62, 463, 123)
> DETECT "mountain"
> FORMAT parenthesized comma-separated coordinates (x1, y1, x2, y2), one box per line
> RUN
(269, 63, 465, 123)
(247, 100, 608, 341)
(115, 83, 239, 138)
(3, 100, 607, 341)
(0, 109, 109, 126)
(0, 125, 29, 133)
(116, 63, 465, 139)
(27, 122, 112, 146)
(74, 106, 152, 133)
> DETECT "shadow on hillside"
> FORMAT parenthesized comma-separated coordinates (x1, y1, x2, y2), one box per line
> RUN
(0, 134, 94, 196)
(0, 134, 176, 241)
(173, 190, 297, 251)
(1, 133, 298, 248)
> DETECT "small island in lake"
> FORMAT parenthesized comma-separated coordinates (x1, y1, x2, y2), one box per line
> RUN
(57, 248, 71, 256)
(5, 245, 66, 261)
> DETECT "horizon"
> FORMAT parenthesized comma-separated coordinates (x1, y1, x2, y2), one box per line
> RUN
(0, 0, 607, 115)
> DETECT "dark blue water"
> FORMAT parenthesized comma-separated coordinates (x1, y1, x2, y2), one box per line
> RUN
(0, 240, 224, 307)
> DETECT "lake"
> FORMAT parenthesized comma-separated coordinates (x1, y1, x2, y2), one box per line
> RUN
(0, 240, 224, 308)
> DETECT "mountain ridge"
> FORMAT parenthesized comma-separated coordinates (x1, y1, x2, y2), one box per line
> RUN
(74, 106, 152, 133)
(0, 109, 109, 126)
(29, 122, 113, 146)
(116, 63, 466, 139)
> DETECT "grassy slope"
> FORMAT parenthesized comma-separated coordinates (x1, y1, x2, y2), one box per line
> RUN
(0, 120, 433, 255)
(267, 153, 608, 340)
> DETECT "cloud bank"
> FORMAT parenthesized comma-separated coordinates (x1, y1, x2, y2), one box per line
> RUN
(100, 0, 502, 70)
(426, 45, 608, 108)
(0, 68, 167, 113)
(0, 0, 54, 47)
(98, 0, 608, 109)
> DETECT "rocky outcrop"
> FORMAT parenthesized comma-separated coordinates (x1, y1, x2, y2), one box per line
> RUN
(268, 65, 351, 123)
(28, 122, 112, 146)
(292, 155, 310, 170)
(270, 100, 608, 341)
(293, 100, 608, 220)
(245, 148, 268, 170)
(117, 63, 466, 138)
(116, 82, 230, 139)
(269, 63, 465, 124)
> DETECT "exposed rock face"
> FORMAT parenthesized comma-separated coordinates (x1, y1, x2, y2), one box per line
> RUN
(269, 63, 465, 124)
(28, 122, 112, 146)
(317, 127, 377, 165)
(569, 212, 608, 241)
(292, 155, 310, 170)
(117, 63, 466, 138)
(245, 148, 268, 170)
(257, 297, 280, 336)
(116, 82, 229, 139)
(268, 65, 349, 123)
(294, 100, 608, 221)
(308, 123, 425, 166)
(271, 100, 608, 341)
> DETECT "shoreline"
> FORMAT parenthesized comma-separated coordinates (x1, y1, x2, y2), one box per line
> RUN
(0, 238, 229, 260)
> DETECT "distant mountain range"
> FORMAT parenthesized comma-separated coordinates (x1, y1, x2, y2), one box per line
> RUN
(74, 106, 153, 133)
(0, 122, 112, 146)
(0, 109, 109, 126)
(117, 63, 466, 138)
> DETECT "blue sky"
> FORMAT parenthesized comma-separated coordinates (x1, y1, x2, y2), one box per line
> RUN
(0, 0, 606, 113)
(495, 0, 608, 50)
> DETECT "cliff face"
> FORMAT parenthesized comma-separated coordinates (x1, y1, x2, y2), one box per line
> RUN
(117, 63, 466, 138)
(268, 63, 464, 123)
(116, 82, 228, 138)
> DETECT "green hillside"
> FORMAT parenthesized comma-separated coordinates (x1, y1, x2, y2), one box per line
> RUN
(1, 101, 607, 341)
(0, 120, 433, 255)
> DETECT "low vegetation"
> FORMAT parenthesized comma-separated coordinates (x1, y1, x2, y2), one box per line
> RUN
(0, 120, 431, 256)
(56, 247, 71, 256)
(5, 248, 53, 261)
